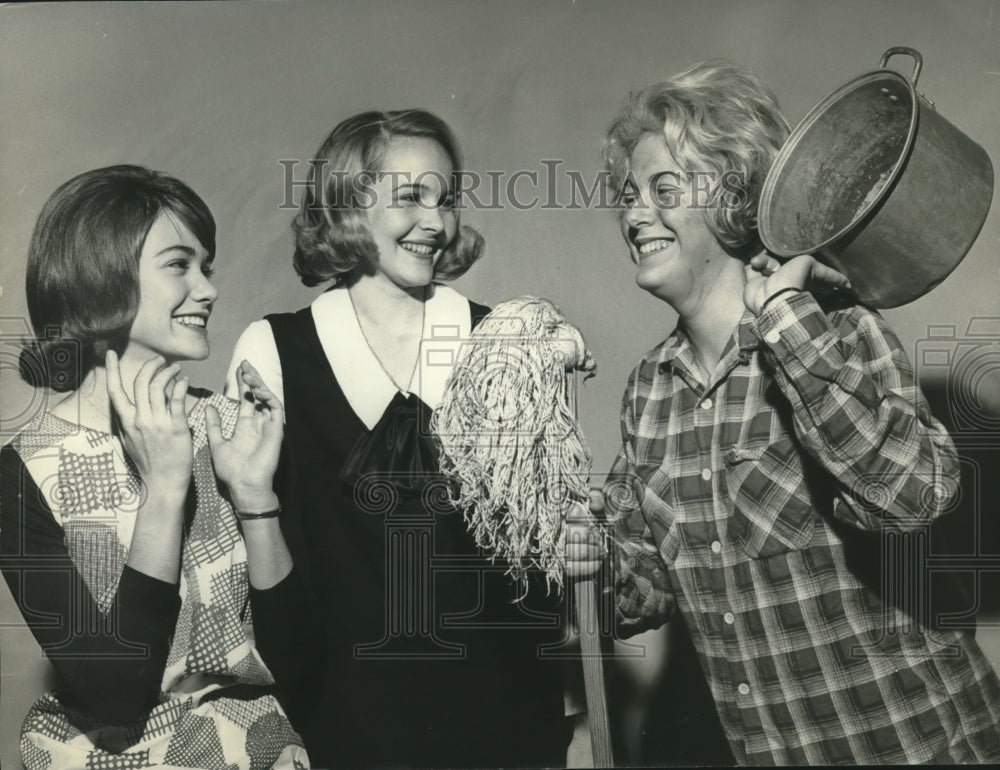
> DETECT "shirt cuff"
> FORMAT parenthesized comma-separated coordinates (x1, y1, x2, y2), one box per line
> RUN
(753, 289, 831, 354)
(753, 290, 882, 409)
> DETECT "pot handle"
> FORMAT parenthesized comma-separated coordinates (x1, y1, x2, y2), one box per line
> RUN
(878, 46, 923, 86)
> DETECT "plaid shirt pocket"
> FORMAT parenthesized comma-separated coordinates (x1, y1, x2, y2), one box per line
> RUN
(633, 462, 682, 564)
(724, 438, 816, 558)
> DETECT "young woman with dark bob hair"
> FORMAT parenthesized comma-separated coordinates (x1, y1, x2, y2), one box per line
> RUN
(227, 109, 575, 768)
(1, 165, 310, 768)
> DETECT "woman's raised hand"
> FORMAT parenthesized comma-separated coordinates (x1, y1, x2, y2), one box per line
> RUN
(206, 360, 284, 512)
(743, 253, 852, 316)
(105, 350, 193, 495)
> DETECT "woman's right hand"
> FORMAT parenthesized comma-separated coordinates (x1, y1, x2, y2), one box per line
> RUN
(106, 350, 193, 496)
(206, 360, 284, 513)
(208, 361, 293, 590)
(743, 253, 851, 316)
(565, 489, 607, 579)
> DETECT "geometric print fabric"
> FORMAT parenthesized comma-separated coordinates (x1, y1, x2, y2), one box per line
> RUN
(12, 392, 310, 769)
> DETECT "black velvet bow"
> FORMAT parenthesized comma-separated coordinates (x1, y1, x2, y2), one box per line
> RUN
(339, 391, 443, 496)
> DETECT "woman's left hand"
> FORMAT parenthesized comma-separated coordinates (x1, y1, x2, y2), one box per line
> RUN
(207, 360, 284, 512)
(743, 253, 852, 316)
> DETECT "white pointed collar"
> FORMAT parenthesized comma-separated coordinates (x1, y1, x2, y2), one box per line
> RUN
(310, 283, 472, 430)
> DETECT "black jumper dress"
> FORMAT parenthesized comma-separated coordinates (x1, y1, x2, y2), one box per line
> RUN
(266, 299, 570, 769)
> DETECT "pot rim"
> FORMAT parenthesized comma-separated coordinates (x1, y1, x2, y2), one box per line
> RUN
(759, 68, 919, 257)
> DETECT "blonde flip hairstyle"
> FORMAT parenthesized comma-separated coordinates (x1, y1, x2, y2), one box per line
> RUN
(603, 60, 790, 258)
(293, 108, 484, 287)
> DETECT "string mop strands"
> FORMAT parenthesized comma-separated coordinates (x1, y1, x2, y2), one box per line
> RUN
(432, 297, 598, 595)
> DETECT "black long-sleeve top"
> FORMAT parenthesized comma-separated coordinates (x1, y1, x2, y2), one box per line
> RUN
(0, 405, 320, 729)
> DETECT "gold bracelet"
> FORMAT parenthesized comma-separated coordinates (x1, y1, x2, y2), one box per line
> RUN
(235, 506, 282, 521)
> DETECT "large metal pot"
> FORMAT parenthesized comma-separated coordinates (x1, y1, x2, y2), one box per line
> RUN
(758, 47, 994, 308)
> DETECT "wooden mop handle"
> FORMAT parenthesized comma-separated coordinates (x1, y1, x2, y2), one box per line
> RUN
(575, 577, 614, 767)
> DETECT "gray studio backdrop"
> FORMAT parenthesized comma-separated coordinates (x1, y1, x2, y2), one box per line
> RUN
(2, 0, 998, 765)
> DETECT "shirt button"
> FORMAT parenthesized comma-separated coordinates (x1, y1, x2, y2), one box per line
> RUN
(700, 398, 713, 410)
(711, 540, 722, 554)
(763, 329, 781, 345)
(738, 683, 750, 696)
(701, 468, 712, 481)
(724, 612, 735, 625)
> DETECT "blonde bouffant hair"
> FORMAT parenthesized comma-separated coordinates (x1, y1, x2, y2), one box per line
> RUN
(602, 60, 790, 258)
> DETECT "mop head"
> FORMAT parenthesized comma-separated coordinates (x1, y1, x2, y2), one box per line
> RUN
(432, 296, 598, 595)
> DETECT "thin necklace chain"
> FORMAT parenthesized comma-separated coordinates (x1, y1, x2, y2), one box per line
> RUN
(80, 386, 112, 422)
(348, 285, 427, 394)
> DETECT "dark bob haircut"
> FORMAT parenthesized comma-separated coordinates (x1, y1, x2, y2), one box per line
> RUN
(21, 164, 215, 392)
(292, 108, 484, 287)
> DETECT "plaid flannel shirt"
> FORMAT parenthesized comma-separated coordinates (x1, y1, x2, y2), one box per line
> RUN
(606, 290, 1000, 765)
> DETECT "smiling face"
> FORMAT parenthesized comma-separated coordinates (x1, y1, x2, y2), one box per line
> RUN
(365, 136, 458, 291)
(620, 134, 732, 312)
(124, 211, 218, 365)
